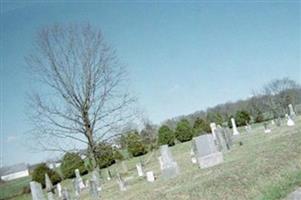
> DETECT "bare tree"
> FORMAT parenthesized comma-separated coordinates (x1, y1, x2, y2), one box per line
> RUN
(261, 77, 301, 117)
(26, 24, 136, 168)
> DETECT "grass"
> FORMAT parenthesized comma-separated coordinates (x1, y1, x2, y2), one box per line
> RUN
(2, 117, 301, 200)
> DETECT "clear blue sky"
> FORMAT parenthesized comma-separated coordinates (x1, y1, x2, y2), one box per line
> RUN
(0, 1, 300, 166)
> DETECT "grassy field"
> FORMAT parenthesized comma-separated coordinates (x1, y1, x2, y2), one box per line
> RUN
(1, 117, 301, 200)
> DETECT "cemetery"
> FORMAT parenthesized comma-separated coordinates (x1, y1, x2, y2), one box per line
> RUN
(0, 113, 300, 200)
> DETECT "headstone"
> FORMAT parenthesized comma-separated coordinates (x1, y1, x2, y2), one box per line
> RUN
(159, 145, 180, 179)
(56, 183, 62, 197)
(192, 134, 223, 169)
(287, 115, 295, 126)
(45, 173, 53, 192)
(191, 157, 197, 164)
(214, 128, 229, 151)
(107, 169, 112, 181)
(288, 104, 296, 118)
(30, 181, 46, 200)
(75, 169, 85, 189)
(264, 123, 271, 133)
(210, 122, 217, 140)
(276, 117, 282, 126)
(136, 163, 144, 177)
(62, 188, 71, 200)
(121, 161, 128, 173)
(117, 173, 127, 191)
(72, 179, 80, 197)
(89, 180, 100, 200)
(146, 171, 155, 182)
(158, 156, 164, 170)
(286, 187, 301, 200)
(271, 120, 275, 125)
(231, 118, 240, 135)
(91, 168, 101, 192)
(47, 192, 55, 200)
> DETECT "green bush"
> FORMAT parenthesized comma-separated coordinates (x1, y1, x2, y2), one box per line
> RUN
(158, 125, 175, 146)
(60, 153, 87, 179)
(126, 131, 147, 157)
(235, 110, 251, 126)
(94, 142, 116, 169)
(175, 119, 194, 142)
(193, 117, 211, 136)
(254, 110, 265, 123)
(113, 149, 124, 161)
(32, 163, 61, 188)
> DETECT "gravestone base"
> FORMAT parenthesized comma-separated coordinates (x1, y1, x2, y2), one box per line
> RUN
(162, 162, 179, 179)
(286, 187, 301, 200)
(197, 152, 223, 169)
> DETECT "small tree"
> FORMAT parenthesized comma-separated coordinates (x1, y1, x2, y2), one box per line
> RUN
(94, 142, 116, 169)
(32, 163, 61, 188)
(60, 153, 87, 179)
(158, 125, 175, 146)
(126, 131, 147, 157)
(175, 119, 193, 142)
(193, 117, 211, 136)
(235, 110, 251, 126)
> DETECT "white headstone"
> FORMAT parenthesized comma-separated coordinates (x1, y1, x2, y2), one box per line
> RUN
(75, 169, 85, 189)
(191, 157, 197, 164)
(146, 171, 155, 182)
(231, 118, 240, 135)
(56, 183, 62, 197)
(136, 163, 144, 177)
(30, 181, 46, 200)
(45, 173, 53, 192)
(287, 115, 295, 126)
(288, 104, 296, 118)
(91, 168, 101, 192)
(117, 173, 127, 191)
(210, 122, 217, 140)
(158, 156, 164, 170)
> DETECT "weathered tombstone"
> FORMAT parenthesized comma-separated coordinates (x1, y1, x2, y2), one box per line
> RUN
(56, 183, 62, 197)
(191, 157, 197, 164)
(210, 122, 217, 140)
(276, 117, 282, 126)
(89, 180, 100, 200)
(264, 122, 271, 133)
(288, 104, 296, 118)
(223, 127, 233, 149)
(158, 156, 164, 170)
(91, 168, 101, 192)
(62, 188, 71, 200)
(72, 178, 81, 197)
(231, 118, 240, 135)
(271, 120, 275, 125)
(214, 128, 229, 151)
(45, 173, 53, 192)
(117, 173, 127, 191)
(159, 145, 180, 179)
(192, 134, 223, 169)
(30, 181, 46, 200)
(286, 187, 301, 200)
(136, 162, 144, 177)
(121, 161, 128, 174)
(75, 169, 85, 189)
(47, 192, 55, 200)
(287, 114, 295, 126)
(146, 171, 155, 182)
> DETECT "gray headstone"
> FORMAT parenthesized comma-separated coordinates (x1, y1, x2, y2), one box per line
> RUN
(159, 145, 180, 179)
(56, 183, 62, 197)
(30, 181, 46, 200)
(288, 104, 296, 118)
(72, 179, 80, 197)
(47, 192, 55, 200)
(231, 118, 240, 135)
(75, 169, 85, 189)
(45, 173, 53, 192)
(62, 188, 71, 200)
(215, 128, 229, 152)
(192, 134, 224, 168)
(91, 168, 101, 191)
(89, 180, 100, 200)
(264, 123, 271, 133)
(117, 173, 127, 191)
(286, 187, 301, 200)
(107, 169, 112, 181)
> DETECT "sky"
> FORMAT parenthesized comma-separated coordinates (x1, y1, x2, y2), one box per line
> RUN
(0, 1, 300, 166)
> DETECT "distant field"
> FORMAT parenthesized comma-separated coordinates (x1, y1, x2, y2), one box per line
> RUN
(2, 117, 301, 200)
(0, 176, 31, 200)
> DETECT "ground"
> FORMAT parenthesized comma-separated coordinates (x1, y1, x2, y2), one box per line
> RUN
(1, 117, 301, 200)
